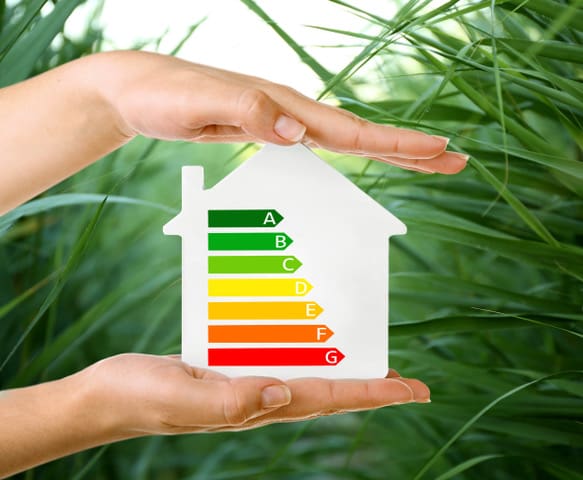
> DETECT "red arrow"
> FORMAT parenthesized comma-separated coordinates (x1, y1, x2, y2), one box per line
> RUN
(208, 347, 345, 366)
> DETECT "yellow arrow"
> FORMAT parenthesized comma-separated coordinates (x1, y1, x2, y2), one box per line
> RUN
(208, 278, 313, 297)
(208, 301, 324, 320)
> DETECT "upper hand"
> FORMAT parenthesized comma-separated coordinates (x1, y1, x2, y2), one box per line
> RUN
(82, 354, 430, 435)
(94, 51, 467, 174)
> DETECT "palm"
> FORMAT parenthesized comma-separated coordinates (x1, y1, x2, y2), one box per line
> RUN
(89, 354, 429, 435)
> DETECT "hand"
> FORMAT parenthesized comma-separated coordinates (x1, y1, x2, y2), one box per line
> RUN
(94, 51, 467, 174)
(0, 50, 467, 214)
(83, 354, 430, 434)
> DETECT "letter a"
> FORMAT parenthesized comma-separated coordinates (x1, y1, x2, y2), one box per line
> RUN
(263, 211, 276, 225)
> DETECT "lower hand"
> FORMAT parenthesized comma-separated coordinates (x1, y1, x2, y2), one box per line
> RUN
(84, 354, 430, 434)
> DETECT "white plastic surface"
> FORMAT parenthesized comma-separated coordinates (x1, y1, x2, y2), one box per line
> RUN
(164, 144, 406, 379)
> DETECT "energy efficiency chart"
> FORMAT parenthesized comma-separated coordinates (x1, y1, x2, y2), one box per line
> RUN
(206, 208, 343, 368)
(163, 144, 407, 379)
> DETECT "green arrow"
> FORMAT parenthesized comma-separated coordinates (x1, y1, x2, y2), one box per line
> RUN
(208, 209, 283, 228)
(208, 256, 302, 274)
(208, 233, 293, 251)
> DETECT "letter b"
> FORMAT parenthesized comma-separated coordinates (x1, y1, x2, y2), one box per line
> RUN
(275, 234, 288, 249)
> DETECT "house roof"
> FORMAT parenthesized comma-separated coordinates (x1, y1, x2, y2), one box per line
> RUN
(206, 144, 406, 236)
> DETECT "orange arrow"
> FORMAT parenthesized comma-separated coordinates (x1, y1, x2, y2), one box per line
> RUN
(208, 301, 324, 320)
(208, 324, 334, 343)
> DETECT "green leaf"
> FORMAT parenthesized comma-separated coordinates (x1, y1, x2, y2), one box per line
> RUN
(240, 0, 352, 99)
(0, 0, 48, 59)
(435, 454, 506, 480)
(0, 0, 85, 87)
(491, 38, 583, 64)
(470, 158, 560, 246)
(504, 0, 583, 32)
(0, 269, 59, 321)
(10, 266, 180, 386)
(0, 198, 106, 374)
(0, 193, 177, 236)
(413, 370, 583, 479)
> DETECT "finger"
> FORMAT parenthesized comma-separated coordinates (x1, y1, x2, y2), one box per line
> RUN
(188, 125, 258, 143)
(367, 151, 469, 174)
(209, 376, 431, 432)
(189, 84, 305, 145)
(259, 377, 426, 422)
(301, 138, 467, 174)
(386, 369, 401, 378)
(191, 131, 467, 175)
(169, 376, 291, 428)
(262, 85, 448, 159)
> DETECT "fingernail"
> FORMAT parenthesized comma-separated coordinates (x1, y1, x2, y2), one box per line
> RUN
(403, 379, 431, 403)
(432, 135, 450, 150)
(261, 385, 292, 408)
(449, 152, 470, 172)
(274, 115, 306, 142)
(386, 369, 401, 378)
(453, 152, 470, 162)
(389, 379, 415, 403)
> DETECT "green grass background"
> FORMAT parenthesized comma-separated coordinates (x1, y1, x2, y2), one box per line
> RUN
(1, 0, 582, 478)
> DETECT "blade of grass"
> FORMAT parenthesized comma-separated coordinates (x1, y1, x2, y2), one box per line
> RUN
(473, 308, 583, 339)
(0, 193, 177, 236)
(413, 370, 583, 480)
(240, 0, 352, 99)
(321, 0, 461, 100)
(0, 0, 85, 87)
(0, 199, 106, 375)
(392, 272, 579, 313)
(505, 0, 583, 31)
(484, 0, 511, 217)
(12, 266, 179, 386)
(493, 38, 583, 64)
(0, 0, 4, 34)
(0, 0, 48, 59)
(392, 312, 582, 338)
(0, 269, 60, 321)
(70, 446, 109, 480)
(471, 158, 560, 247)
(435, 454, 506, 480)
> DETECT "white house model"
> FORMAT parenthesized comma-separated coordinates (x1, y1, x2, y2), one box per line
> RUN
(164, 144, 406, 379)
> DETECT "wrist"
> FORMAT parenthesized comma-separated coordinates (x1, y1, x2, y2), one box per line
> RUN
(74, 360, 144, 442)
(70, 52, 140, 141)
(0, 369, 136, 477)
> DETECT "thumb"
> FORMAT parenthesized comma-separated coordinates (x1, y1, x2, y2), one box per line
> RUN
(235, 89, 306, 144)
(199, 86, 306, 145)
(218, 377, 292, 426)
